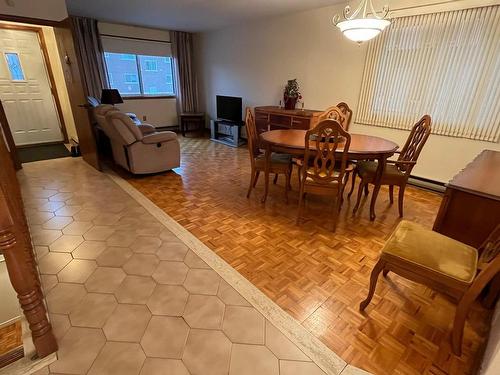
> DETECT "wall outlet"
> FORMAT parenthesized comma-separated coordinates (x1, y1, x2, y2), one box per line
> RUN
(142, 115, 147, 121)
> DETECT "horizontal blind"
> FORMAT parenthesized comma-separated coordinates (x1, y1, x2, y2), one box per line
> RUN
(101, 36, 172, 57)
(357, 6, 500, 142)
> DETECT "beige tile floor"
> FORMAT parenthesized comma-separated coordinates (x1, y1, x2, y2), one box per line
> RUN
(18, 158, 334, 375)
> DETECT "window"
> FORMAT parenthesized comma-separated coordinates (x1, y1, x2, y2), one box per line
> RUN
(104, 52, 175, 97)
(5, 53, 25, 81)
(357, 6, 500, 142)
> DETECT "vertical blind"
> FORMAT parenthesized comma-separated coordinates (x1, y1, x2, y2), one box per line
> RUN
(356, 6, 500, 142)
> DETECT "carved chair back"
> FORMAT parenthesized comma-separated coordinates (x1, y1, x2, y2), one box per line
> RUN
(397, 115, 432, 175)
(478, 224, 500, 266)
(245, 107, 260, 164)
(318, 106, 348, 130)
(336, 102, 353, 130)
(303, 119, 351, 185)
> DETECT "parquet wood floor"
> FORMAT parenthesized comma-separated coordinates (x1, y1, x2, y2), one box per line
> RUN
(125, 137, 491, 375)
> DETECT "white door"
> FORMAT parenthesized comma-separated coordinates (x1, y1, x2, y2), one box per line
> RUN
(0, 29, 63, 146)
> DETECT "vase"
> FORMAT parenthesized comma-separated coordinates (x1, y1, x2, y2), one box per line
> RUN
(284, 96, 297, 110)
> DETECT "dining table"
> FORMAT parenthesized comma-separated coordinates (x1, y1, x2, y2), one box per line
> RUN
(259, 129, 399, 221)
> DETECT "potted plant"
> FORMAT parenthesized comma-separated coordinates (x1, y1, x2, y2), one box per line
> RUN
(283, 79, 302, 110)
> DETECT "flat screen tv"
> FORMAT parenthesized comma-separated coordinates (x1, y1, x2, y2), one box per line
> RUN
(216, 95, 242, 123)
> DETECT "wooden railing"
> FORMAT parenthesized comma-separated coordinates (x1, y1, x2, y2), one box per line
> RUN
(0, 101, 57, 358)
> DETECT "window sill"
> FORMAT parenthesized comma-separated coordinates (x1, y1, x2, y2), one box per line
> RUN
(123, 95, 176, 100)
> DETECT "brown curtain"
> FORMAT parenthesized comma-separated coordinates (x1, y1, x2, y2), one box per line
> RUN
(171, 31, 199, 113)
(70, 16, 108, 99)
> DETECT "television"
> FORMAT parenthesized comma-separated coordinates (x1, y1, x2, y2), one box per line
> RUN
(216, 95, 242, 123)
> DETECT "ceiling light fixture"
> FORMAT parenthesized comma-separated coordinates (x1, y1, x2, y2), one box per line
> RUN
(333, 0, 391, 43)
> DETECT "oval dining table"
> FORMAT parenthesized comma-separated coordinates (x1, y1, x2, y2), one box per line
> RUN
(259, 129, 399, 221)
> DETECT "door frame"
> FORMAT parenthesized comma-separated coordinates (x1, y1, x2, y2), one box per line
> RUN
(0, 23, 69, 144)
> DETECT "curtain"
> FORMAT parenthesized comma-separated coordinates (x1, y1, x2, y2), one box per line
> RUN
(171, 31, 199, 113)
(357, 6, 500, 142)
(70, 16, 108, 99)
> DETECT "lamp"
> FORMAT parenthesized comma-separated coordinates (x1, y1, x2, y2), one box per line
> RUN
(100, 89, 124, 105)
(333, 0, 390, 43)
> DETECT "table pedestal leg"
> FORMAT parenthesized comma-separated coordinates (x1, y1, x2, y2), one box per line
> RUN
(261, 145, 271, 203)
(370, 155, 387, 221)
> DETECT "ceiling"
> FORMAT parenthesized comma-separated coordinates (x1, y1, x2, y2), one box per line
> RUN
(65, 0, 346, 32)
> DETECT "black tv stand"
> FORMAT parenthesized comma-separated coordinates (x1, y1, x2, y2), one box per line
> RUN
(210, 119, 246, 148)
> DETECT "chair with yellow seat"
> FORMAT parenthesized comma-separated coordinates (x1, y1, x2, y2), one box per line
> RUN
(296, 119, 351, 231)
(360, 220, 500, 355)
(245, 107, 292, 202)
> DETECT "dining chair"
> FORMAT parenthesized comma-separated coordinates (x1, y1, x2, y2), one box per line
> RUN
(245, 107, 293, 202)
(296, 119, 351, 231)
(351, 115, 431, 217)
(360, 221, 500, 356)
(318, 102, 353, 131)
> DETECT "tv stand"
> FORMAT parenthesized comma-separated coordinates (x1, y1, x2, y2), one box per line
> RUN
(210, 119, 246, 148)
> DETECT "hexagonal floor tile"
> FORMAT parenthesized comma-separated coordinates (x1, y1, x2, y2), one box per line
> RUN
(40, 274, 58, 293)
(57, 259, 97, 283)
(72, 241, 107, 259)
(31, 228, 62, 246)
(69, 293, 117, 328)
(183, 269, 220, 295)
(62, 221, 93, 236)
(123, 254, 160, 276)
(92, 213, 121, 226)
(157, 242, 189, 261)
(183, 295, 225, 329)
(42, 216, 73, 230)
(28, 211, 55, 225)
(265, 321, 310, 361)
(49, 234, 84, 253)
(73, 209, 100, 222)
(103, 304, 151, 342)
(49, 313, 71, 341)
(222, 306, 265, 344)
(217, 280, 251, 307)
(183, 329, 232, 375)
(152, 261, 188, 285)
(139, 358, 190, 375)
(49, 327, 105, 374)
(229, 344, 279, 375)
(54, 205, 82, 217)
(147, 285, 189, 316)
(159, 229, 179, 242)
(183, 251, 210, 269)
(130, 236, 162, 254)
(38, 252, 72, 274)
(136, 222, 164, 236)
(96, 246, 133, 267)
(85, 267, 126, 293)
(279, 360, 327, 375)
(83, 226, 115, 241)
(114, 276, 156, 304)
(106, 231, 138, 247)
(88, 342, 145, 375)
(141, 316, 189, 358)
(46, 283, 87, 314)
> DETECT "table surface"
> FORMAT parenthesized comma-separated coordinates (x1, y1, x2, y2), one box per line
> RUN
(448, 149, 500, 200)
(260, 129, 399, 155)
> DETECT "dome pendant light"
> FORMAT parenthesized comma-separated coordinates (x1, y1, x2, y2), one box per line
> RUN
(333, 0, 391, 43)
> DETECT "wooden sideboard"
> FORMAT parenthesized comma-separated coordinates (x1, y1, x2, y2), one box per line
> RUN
(254, 106, 323, 134)
(433, 150, 500, 248)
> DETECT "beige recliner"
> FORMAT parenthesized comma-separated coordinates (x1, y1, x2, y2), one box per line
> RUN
(93, 105, 180, 174)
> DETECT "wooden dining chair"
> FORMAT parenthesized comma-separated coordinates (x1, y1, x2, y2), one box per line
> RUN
(360, 221, 500, 356)
(318, 102, 353, 131)
(296, 119, 351, 231)
(351, 115, 431, 217)
(245, 107, 292, 201)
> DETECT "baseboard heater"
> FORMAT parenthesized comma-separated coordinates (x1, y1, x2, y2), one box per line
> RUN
(408, 175, 445, 193)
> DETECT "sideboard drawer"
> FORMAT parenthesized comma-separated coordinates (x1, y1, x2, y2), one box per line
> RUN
(291, 117, 310, 129)
(269, 114, 292, 128)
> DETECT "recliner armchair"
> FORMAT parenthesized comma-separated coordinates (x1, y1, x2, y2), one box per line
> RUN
(93, 105, 180, 174)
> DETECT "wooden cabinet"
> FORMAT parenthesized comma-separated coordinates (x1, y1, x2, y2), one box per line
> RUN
(254, 106, 323, 134)
(433, 150, 500, 248)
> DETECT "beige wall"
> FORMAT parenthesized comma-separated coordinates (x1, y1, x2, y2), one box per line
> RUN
(0, 258, 21, 326)
(99, 22, 178, 127)
(0, 0, 67, 21)
(195, 0, 500, 182)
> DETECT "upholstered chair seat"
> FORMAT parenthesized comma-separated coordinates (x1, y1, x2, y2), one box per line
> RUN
(382, 221, 478, 283)
(356, 160, 405, 180)
(254, 153, 292, 168)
